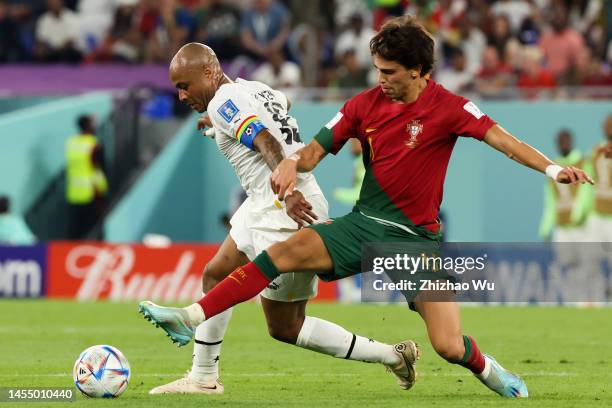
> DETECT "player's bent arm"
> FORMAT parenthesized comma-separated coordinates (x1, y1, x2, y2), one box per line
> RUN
(483, 124, 594, 185)
(293, 139, 328, 172)
(252, 129, 285, 171)
(271, 140, 328, 199)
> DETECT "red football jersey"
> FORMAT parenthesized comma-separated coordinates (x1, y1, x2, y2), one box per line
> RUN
(315, 80, 496, 237)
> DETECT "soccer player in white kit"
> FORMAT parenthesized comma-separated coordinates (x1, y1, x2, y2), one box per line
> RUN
(147, 43, 418, 395)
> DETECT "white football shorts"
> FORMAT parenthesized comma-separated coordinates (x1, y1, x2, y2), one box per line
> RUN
(229, 193, 329, 302)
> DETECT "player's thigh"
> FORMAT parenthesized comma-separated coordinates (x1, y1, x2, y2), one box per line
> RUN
(260, 297, 307, 343)
(203, 234, 250, 292)
(267, 227, 334, 273)
(252, 229, 318, 302)
(413, 300, 464, 358)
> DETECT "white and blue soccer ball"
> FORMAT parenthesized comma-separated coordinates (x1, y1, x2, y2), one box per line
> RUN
(72, 345, 131, 398)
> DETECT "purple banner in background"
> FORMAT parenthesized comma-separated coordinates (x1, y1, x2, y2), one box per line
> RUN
(0, 64, 172, 95)
(0, 245, 47, 298)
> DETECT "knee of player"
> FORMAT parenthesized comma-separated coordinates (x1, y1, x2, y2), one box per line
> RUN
(201, 263, 222, 292)
(266, 320, 300, 345)
(268, 241, 309, 272)
(432, 338, 465, 362)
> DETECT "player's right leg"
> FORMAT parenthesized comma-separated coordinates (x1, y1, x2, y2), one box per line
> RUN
(147, 235, 249, 395)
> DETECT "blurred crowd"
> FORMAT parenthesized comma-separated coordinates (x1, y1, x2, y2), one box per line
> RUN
(0, 0, 611, 96)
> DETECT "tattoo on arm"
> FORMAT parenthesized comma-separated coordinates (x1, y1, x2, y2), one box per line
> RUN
(255, 131, 285, 170)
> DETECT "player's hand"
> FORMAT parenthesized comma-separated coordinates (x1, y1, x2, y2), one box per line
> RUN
(197, 115, 212, 131)
(284, 190, 317, 229)
(556, 166, 594, 185)
(271, 158, 298, 200)
(197, 115, 215, 138)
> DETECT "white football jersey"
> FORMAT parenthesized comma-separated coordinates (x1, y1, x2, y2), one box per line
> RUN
(207, 79, 320, 201)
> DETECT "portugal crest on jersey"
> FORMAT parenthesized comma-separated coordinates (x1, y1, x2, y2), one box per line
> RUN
(405, 120, 422, 149)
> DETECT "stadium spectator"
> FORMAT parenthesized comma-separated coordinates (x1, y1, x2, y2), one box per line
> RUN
(579, 50, 612, 87)
(474, 46, 513, 98)
(0, 1, 24, 62)
(251, 49, 301, 89)
(88, 0, 140, 63)
(65, 114, 108, 240)
(539, 129, 586, 241)
(517, 10, 542, 45)
(435, 47, 473, 93)
(74, 0, 116, 53)
(141, 0, 191, 63)
(516, 46, 556, 99)
(372, 0, 405, 31)
(34, 0, 82, 63)
(335, 12, 376, 69)
(490, 0, 531, 33)
(192, 0, 244, 61)
(487, 14, 514, 63)
(240, 0, 291, 62)
(457, 16, 487, 75)
(574, 114, 612, 241)
(335, 49, 370, 89)
(538, 5, 588, 84)
(0, 195, 36, 245)
(565, 0, 602, 35)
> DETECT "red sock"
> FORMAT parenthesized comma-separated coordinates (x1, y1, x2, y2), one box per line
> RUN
(196, 261, 271, 320)
(460, 335, 486, 374)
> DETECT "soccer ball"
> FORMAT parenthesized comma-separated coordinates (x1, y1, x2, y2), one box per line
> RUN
(72, 345, 131, 398)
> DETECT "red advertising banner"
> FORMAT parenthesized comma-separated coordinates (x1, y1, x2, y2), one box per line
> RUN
(48, 242, 218, 302)
(47, 242, 338, 302)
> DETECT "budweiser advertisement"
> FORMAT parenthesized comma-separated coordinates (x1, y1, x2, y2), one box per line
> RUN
(47, 242, 339, 302)
(48, 242, 218, 302)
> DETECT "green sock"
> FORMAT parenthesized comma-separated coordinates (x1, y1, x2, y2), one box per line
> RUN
(253, 251, 281, 281)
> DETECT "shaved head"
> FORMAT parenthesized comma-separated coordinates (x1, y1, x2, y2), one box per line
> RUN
(169, 43, 228, 113)
(170, 42, 220, 73)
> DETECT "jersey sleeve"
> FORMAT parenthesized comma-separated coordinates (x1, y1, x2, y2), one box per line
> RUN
(450, 96, 496, 141)
(208, 88, 268, 150)
(314, 97, 360, 155)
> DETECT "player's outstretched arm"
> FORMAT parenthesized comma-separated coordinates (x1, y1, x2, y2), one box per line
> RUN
(483, 124, 594, 185)
(270, 139, 327, 200)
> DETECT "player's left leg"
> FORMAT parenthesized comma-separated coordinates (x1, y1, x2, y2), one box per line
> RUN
(260, 293, 418, 389)
(413, 299, 528, 398)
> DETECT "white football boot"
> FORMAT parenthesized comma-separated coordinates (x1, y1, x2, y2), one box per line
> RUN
(385, 340, 420, 390)
(149, 373, 224, 395)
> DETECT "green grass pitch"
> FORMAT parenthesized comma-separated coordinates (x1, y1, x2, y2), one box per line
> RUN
(1, 300, 610, 407)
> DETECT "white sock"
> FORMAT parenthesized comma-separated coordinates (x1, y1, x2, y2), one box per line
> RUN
(184, 303, 206, 325)
(189, 307, 233, 383)
(296, 316, 400, 366)
(476, 355, 492, 380)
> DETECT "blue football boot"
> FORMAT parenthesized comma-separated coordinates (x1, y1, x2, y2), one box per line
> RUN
(139, 301, 195, 346)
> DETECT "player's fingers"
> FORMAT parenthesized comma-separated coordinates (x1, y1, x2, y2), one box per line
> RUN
(300, 198, 313, 209)
(286, 182, 296, 197)
(277, 184, 287, 201)
(298, 210, 315, 225)
(304, 208, 318, 221)
(565, 168, 577, 183)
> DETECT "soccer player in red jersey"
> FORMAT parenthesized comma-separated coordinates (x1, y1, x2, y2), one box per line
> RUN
(140, 16, 593, 397)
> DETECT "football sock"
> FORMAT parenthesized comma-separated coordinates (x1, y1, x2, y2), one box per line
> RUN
(194, 252, 279, 322)
(296, 316, 400, 365)
(190, 305, 233, 383)
(458, 335, 486, 374)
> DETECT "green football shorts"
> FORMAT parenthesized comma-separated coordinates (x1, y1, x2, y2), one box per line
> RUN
(309, 210, 439, 282)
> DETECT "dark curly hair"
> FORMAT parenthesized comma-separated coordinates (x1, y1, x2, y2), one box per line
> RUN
(369, 15, 435, 76)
